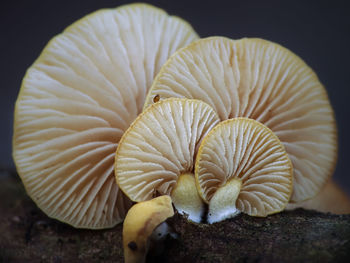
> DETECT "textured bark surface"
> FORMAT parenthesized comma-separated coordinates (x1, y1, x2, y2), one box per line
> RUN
(1, 172, 350, 263)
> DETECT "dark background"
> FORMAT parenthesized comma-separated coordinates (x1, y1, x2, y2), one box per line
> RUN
(1, 0, 349, 194)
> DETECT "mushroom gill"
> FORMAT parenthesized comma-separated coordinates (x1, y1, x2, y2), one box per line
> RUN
(195, 118, 293, 223)
(145, 37, 337, 203)
(115, 98, 220, 222)
(12, 3, 198, 229)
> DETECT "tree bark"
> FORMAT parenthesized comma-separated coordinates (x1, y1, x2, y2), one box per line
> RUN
(1, 173, 349, 263)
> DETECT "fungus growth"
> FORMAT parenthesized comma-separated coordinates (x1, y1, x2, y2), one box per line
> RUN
(12, 3, 198, 229)
(195, 118, 293, 223)
(115, 98, 220, 222)
(144, 37, 337, 203)
(123, 195, 174, 263)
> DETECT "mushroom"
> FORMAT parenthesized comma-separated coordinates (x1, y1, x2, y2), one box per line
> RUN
(286, 180, 350, 214)
(195, 118, 293, 223)
(115, 98, 220, 222)
(12, 3, 198, 228)
(123, 195, 174, 263)
(144, 37, 337, 203)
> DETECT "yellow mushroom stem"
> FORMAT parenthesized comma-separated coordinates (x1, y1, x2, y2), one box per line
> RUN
(208, 178, 242, 224)
(170, 173, 205, 223)
(123, 196, 174, 263)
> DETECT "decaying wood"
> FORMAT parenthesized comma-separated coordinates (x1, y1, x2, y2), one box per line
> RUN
(0, 173, 349, 262)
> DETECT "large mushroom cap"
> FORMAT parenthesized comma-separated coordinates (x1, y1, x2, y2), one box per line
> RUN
(196, 118, 293, 223)
(12, 3, 198, 229)
(145, 37, 337, 202)
(115, 98, 219, 222)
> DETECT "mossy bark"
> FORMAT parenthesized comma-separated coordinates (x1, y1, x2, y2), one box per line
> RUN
(1, 173, 349, 263)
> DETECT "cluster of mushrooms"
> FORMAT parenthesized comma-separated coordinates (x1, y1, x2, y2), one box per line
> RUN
(12, 3, 344, 263)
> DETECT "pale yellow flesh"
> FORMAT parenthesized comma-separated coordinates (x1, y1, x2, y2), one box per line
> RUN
(12, 4, 198, 229)
(123, 196, 174, 263)
(170, 173, 205, 222)
(196, 118, 293, 218)
(208, 178, 242, 224)
(115, 98, 220, 211)
(145, 37, 337, 203)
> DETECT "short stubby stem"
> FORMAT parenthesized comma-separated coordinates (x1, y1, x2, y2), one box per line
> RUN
(208, 178, 242, 224)
(170, 173, 205, 223)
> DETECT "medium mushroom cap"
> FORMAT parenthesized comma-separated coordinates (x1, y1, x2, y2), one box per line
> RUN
(115, 98, 219, 221)
(195, 118, 293, 222)
(145, 37, 337, 202)
(123, 195, 174, 263)
(12, 3, 198, 229)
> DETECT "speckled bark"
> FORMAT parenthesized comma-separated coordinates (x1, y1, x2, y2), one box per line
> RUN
(1, 173, 349, 263)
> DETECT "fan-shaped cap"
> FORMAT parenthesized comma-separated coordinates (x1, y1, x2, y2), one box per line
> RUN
(195, 118, 293, 223)
(115, 98, 220, 222)
(12, 3, 198, 229)
(145, 37, 337, 203)
(123, 195, 174, 263)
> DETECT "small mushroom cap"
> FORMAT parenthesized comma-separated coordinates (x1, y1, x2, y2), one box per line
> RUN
(12, 3, 198, 229)
(115, 98, 220, 202)
(196, 118, 293, 217)
(123, 195, 174, 263)
(145, 37, 337, 203)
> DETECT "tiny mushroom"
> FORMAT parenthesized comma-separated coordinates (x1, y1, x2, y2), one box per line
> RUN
(195, 118, 293, 223)
(123, 195, 174, 263)
(145, 37, 337, 204)
(12, 3, 198, 228)
(115, 98, 220, 222)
